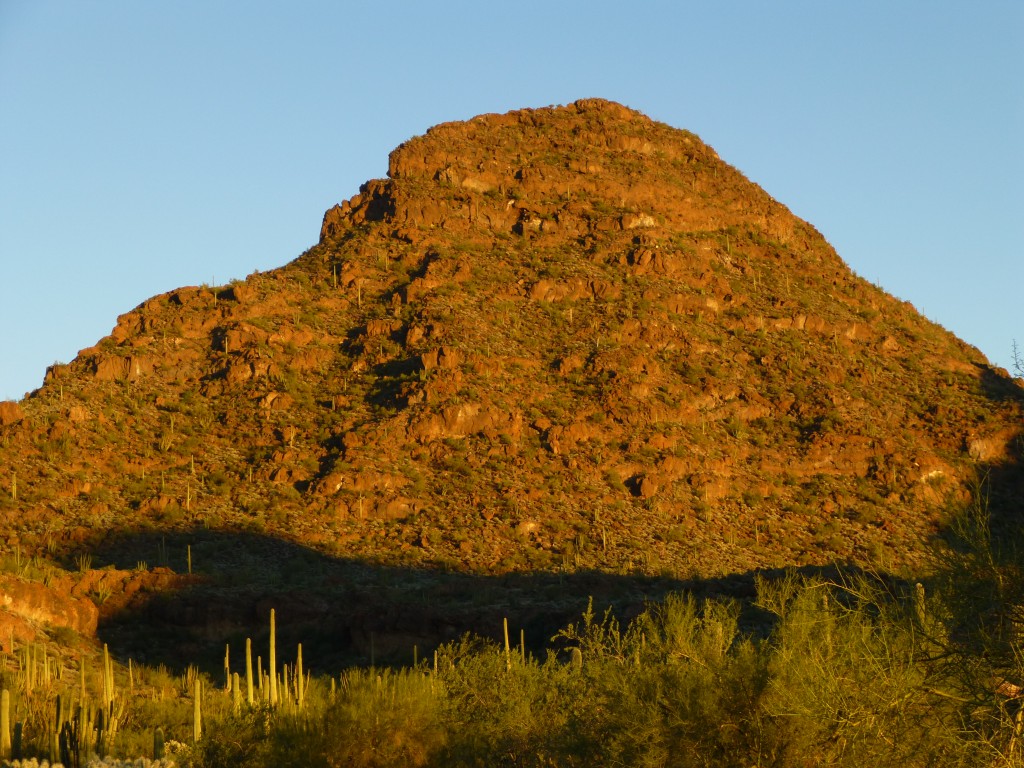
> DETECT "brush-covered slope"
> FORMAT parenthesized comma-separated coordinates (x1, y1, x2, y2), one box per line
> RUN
(1, 99, 1020, 582)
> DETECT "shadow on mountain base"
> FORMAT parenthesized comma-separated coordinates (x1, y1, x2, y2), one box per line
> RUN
(83, 528, 892, 676)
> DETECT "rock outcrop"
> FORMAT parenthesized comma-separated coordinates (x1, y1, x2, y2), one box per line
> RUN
(0, 573, 98, 649)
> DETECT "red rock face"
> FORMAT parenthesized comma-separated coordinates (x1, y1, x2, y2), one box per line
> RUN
(0, 401, 23, 426)
(0, 99, 1020, 584)
(0, 574, 99, 648)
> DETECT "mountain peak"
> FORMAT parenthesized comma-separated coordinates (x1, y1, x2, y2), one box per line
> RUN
(3, 100, 1021, 590)
(320, 97, 792, 251)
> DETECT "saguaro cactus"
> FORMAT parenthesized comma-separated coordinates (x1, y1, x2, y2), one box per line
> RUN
(1, 689, 10, 758)
(269, 608, 278, 707)
(153, 727, 166, 760)
(53, 694, 67, 761)
(296, 644, 304, 709)
(570, 648, 583, 669)
(58, 719, 80, 768)
(245, 638, 255, 706)
(102, 644, 114, 708)
(503, 618, 512, 671)
(193, 678, 202, 743)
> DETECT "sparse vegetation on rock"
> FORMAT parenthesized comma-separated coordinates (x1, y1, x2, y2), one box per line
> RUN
(0, 99, 1021, 764)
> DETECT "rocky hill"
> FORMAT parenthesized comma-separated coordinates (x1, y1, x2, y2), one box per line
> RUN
(0, 99, 1020, 663)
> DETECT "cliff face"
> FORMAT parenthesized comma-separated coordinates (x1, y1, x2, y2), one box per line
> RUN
(1, 99, 1020, 588)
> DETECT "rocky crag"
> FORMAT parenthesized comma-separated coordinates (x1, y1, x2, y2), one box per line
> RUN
(0, 99, 1020, 660)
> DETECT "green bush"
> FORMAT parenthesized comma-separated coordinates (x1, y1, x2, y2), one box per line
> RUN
(312, 669, 444, 768)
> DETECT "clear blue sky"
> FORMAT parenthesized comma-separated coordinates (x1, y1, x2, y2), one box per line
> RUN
(1, 2, 1021, 401)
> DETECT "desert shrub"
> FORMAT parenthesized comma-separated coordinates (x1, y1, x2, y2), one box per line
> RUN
(927, 498, 1024, 760)
(186, 708, 274, 768)
(756, 575, 978, 767)
(290, 669, 444, 768)
(186, 670, 443, 768)
(434, 635, 594, 766)
(579, 595, 769, 768)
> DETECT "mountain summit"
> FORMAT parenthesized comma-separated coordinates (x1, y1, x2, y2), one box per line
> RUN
(2, 99, 1020, 591)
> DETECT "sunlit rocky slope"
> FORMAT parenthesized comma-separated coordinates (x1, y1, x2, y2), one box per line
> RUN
(1, 99, 1021, 657)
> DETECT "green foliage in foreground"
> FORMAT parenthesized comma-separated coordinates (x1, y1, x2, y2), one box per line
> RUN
(4, 517, 1024, 768)
(179, 574, 1021, 768)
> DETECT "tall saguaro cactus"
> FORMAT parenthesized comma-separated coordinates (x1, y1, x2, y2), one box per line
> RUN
(269, 609, 278, 707)
(102, 644, 114, 708)
(223, 644, 230, 691)
(296, 644, 305, 709)
(193, 678, 202, 743)
(232, 673, 241, 712)
(245, 638, 255, 706)
(1, 689, 10, 759)
(503, 618, 512, 671)
(153, 727, 166, 760)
